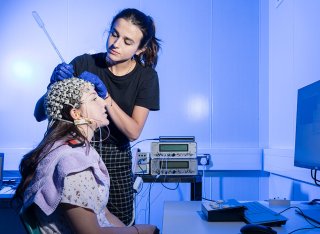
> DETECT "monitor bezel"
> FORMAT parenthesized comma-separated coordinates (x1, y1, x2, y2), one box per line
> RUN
(294, 80, 320, 170)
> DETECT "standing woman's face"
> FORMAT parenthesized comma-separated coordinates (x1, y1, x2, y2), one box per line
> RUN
(106, 18, 144, 63)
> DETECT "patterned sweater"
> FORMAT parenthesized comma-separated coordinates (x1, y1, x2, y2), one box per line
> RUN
(24, 140, 110, 216)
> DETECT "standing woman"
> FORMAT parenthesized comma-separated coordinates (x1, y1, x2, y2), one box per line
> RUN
(34, 8, 160, 225)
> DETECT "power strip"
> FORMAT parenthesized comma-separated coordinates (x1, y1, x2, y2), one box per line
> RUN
(268, 198, 291, 207)
(135, 152, 150, 174)
(137, 152, 150, 164)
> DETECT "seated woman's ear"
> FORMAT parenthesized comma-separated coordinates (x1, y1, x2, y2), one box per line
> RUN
(70, 109, 81, 120)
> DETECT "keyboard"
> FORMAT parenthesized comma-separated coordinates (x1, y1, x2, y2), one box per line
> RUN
(241, 201, 288, 227)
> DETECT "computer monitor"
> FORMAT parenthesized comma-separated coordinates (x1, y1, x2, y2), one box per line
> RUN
(294, 80, 320, 171)
(0, 153, 3, 188)
(294, 80, 320, 222)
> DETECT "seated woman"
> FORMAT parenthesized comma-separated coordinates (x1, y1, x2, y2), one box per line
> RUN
(12, 77, 158, 234)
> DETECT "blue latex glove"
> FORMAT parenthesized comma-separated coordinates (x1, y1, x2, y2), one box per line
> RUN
(79, 71, 108, 98)
(50, 62, 74, 84)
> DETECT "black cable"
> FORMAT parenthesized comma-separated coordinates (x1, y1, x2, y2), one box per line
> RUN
(148, 183, 152, 224)
(277, 206, 299, 215)
(129, 138, 159, 149)
(277, 205, 320, 234)
(311, 169, 320, 186)
(293, 207, 320, 228)
(288, 226, 320, 234)
(137, 163, 146, 175)
(147, 174, 161, 224)
(308, 199, 320, 205)
(138, 183, 144, 194)
(161, 181, 180, 190)
(278, 206, 320, 234)
(311, 170, 318, 181)
(202, 197, 216, 202)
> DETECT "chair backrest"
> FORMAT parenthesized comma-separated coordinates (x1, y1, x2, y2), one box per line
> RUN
(19, 206, 41, 234)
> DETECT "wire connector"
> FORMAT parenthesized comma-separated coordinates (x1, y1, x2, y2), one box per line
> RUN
(133, 176, 143, 193)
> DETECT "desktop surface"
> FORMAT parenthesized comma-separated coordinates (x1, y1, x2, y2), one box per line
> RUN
(162, 201, 320, 234)
(0, 185, 25, 234)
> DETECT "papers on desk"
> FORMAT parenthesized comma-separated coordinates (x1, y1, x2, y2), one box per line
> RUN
(0, 186, 15, 195)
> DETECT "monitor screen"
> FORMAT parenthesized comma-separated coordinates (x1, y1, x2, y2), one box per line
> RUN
(0, 153, 3, 185)
(294, 80, 320, 170)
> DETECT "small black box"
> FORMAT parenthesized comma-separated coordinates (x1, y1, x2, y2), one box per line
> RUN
(201, 199, 246, 222)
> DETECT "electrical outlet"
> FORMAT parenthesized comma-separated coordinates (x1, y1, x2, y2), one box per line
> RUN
(197, 154, 210, 166)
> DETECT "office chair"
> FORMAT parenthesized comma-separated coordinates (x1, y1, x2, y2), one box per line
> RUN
(19, 206, 41, 234)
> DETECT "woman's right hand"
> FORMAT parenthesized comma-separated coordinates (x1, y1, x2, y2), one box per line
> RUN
(79, 71, 108, 99)
(49, 62, 74, 86)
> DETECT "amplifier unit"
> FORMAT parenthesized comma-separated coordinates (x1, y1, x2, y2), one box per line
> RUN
(159, 136, 195, 142)
(150, 158, 198, 175)
(151, 142, 197, 158)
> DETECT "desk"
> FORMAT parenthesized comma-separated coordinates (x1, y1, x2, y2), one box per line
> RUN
(0, 170, 20, 204)
(0, 171, 25, 233)
(0, 186, 25, 234)
(138, 174, 202, 201)
(162, 201, 320, 234)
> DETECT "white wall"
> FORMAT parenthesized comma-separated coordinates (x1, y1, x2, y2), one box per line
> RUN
(4, 0, 320, 230)
(0, 0, 263, 230)
(266, 0, 320, 198)
(2, 0, 319, 214)
(0, 0, 261, 169)
(268, 0, 320, 149)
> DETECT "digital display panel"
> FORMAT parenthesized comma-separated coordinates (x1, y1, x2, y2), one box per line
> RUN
(159, 143, 188, 152)
(160, 161, 189, 169)
(0, 153, 3, 185)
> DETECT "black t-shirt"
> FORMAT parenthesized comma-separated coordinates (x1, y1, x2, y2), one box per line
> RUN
(70, 53, 160, 145)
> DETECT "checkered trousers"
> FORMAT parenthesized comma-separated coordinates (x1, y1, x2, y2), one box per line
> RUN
(92, 142, 134, 225)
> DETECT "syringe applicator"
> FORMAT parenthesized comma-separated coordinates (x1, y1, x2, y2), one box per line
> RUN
(32, 11, 65, 63)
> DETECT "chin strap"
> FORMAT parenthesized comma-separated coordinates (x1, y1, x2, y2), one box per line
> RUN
(74, 118, 92, 126)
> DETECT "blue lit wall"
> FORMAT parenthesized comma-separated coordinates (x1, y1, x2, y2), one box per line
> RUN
(0, 0, 260, 169)
(2, 0, 320, 231)
(265, 0, 320, 199)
